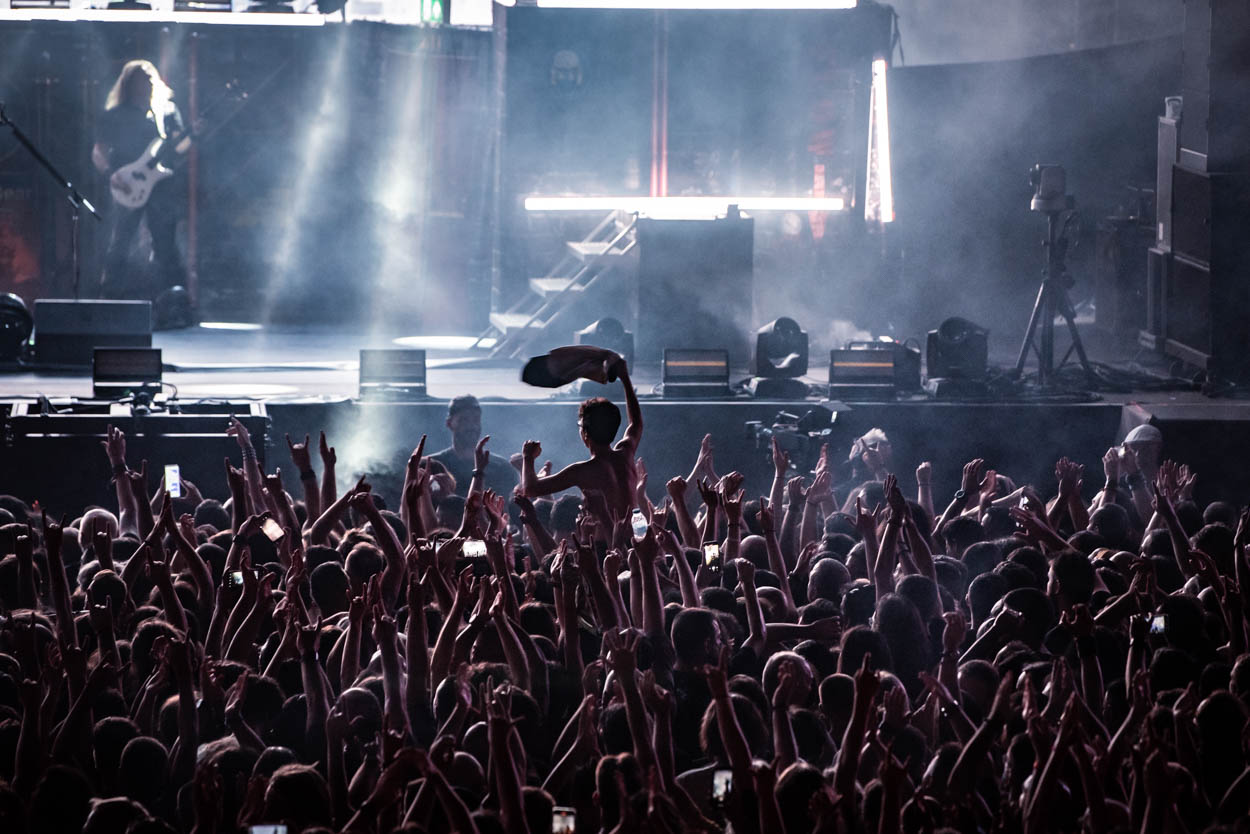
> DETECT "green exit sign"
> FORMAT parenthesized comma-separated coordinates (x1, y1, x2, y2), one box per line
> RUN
(421, 0, 444, 22)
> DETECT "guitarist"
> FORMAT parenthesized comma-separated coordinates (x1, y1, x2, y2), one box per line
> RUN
(91, 60, 186, 299)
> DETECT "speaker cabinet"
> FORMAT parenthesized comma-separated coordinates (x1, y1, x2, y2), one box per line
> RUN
(34, 299, 152, 367)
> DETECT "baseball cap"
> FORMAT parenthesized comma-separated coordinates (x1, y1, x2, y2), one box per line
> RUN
(1124, 424, 1162, 445)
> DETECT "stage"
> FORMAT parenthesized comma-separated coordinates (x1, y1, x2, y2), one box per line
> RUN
(3, 322, 1249, 516)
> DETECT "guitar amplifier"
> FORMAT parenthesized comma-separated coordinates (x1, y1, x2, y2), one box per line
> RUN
(34, 300, 152, 368)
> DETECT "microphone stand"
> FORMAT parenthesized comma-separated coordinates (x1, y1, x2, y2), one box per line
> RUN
(0, 101, 102, 300)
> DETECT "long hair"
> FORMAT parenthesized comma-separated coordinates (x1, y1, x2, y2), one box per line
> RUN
(105, 60, 174, 138)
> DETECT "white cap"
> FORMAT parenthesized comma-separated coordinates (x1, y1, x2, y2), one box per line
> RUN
(1124, 424, 1162, 445)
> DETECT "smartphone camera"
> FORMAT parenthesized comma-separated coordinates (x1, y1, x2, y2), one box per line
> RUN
(261, 518, 285, 542)
(164, 464, 182, 499)
(1150, 614, 1167, 635)
(552, 806, 576, 833)
(249, 826, 288, 834)
(228, 571, 245, 588)
(703, 543, 721, 572)
(463, 539, 487, 559)
(711, 768, 733, 807)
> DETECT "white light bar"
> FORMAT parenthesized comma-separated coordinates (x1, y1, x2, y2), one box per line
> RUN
(0, 9, 325, 25)
(525, 196, 846, 219)
(872, 58, 894, 223)
(536, 0, 856, 8)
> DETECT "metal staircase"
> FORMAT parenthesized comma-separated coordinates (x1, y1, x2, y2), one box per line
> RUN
(475, 210, 638, 359)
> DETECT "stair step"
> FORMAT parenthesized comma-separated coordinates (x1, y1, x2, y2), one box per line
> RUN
(489, 311, 546, 332)
(567, 240, 631, 261)
(528, 277, 583, 297)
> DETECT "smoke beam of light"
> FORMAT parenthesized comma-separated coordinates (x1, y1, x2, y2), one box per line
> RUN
(872, 57, 894, 223)
(523, 196, 846, 218)
(371, 39, 431, 328)
(263, 26, 350, 324)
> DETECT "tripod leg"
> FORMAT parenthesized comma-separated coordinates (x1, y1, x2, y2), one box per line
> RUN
(1014, 281, 1047, 376)
(1060, 300, 1096, 380)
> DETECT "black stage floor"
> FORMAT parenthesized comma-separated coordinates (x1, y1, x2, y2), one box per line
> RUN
(3, 323, 1249, 513)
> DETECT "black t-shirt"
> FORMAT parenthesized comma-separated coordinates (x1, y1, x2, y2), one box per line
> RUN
(97, 102, 184, 171)
(428, 446, 518, 497)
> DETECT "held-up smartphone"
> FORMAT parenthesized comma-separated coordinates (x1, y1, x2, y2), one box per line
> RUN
(631, 509, 648, 540)
(703, 543, 721, 573)
(1150, 614, 1167, 635)
(463, 539, 487, 559)
(711, 768, 733, 807)
(1018, 495, 1029, 510)
(228, 571, 245, 589)
(164, 464, 182, 499)
(552, 806, 576, 833)
(261, 518, 285, 542)
(249, 826, 288, 834)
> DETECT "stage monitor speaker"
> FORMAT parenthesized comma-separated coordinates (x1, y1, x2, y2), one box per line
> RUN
(34, 299, 152, 368)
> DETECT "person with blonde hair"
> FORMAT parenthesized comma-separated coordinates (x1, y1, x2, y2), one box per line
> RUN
(91, 59, 186, 299)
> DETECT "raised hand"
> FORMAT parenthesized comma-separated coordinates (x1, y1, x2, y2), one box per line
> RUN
(696, 478, 721, 510)
(318, 431, 336, 466)
(771, 435, 790, 474)
(475, 436, 491, 472)
(694, 433, 715, 478)
(102, 423, 127, 467)
(786, 476, 808, 507)
(1102, 447, 1120, 485)
(226, 416, 252, 449)
(960, 459, 985, 496)
(854, 652, 880, 703)
(915, 461, 932, 488)
(757, 498, 775, 535)
(718, 470, 745, 499)
(224, 459, 246, 494)
(666, 476, 688, 503)
(723, 490, 744, 526)
(126, 461, 150, 501)
(806, 470, 833, 507)
(286, 433, 312, 471)
(941, 610, 967, 655)
(735, 557, 756, 587)
(1056, 457, 1084, 498)
(522, 440, 542, 461)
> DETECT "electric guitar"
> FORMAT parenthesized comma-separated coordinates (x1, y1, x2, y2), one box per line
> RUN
(109, 81, 248, 210)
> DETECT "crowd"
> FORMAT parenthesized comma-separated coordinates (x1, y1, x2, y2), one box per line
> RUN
(0, 355, 1248, 834)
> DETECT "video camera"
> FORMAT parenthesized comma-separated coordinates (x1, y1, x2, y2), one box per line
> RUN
(745, 406, 837, 473)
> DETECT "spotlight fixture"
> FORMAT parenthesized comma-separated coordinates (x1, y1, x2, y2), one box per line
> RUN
(358, 349, 427, 401)
(662, 348, 731, 398)
(93, 347, 162, 400)
(748, 317, 810, 399)
(0, 293, 33, 361)
(926, 317, 989, 380)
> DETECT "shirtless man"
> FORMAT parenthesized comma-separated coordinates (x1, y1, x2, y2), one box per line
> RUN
(519, 357, 642, 521)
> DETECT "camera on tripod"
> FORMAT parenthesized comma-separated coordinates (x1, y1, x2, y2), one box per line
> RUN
(1029, 164, 1074, 214)
(745, 406, 837, 472)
